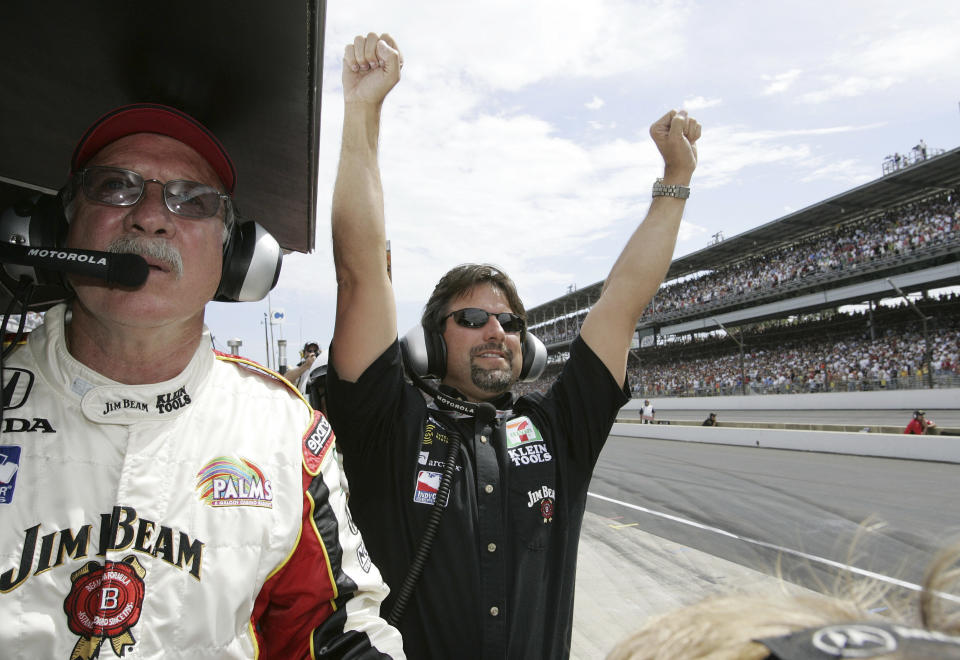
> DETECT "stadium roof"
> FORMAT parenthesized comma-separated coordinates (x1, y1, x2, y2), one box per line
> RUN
(666, 146, 960, 279)
(528, 145, 960, 326)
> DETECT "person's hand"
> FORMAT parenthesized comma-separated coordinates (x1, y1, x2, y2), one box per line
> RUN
(342, 32, 403, 107)
(304, 353, 317, 368)
(649, 109, 700, 184)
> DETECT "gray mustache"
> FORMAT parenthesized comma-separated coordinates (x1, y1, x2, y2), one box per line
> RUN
(107, 236, 184, 279)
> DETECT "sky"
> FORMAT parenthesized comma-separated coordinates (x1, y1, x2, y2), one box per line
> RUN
(205, 0, 960, 368)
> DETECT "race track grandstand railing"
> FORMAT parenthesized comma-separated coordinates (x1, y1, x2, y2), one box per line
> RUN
(637, 373, 960, 399)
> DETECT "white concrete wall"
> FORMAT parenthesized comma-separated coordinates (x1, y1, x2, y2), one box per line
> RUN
(621, 388, 959, 412)
(611, 422, 960, 464)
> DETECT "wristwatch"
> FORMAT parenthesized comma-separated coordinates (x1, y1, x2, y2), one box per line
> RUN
(652, 178, 690, 199)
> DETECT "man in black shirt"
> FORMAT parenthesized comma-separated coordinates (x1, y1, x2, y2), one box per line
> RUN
(327, 33, 701, 659)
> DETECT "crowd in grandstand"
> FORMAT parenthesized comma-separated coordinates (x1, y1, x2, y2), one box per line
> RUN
(530, 192, 959, 345)
(517, 299, 960, 397)
(631, 327, 959, 398)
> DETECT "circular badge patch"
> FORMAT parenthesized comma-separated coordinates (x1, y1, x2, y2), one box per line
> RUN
(540, 497, 555, 522)
(63, 555, 146, 659)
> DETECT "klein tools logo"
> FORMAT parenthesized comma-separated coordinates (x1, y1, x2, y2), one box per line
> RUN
(196, 457, 274, 508)
(63, 556, 147, 659)
(155, 385, 191, 414)
(506, 416, 552, 467)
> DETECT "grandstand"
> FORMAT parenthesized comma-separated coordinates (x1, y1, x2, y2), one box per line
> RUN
(523, 146, 960, 397)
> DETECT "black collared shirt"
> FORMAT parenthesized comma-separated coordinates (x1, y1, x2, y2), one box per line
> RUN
(327, 336, 628, 659)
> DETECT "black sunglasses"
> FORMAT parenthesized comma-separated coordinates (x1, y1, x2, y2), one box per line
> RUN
(76, 165, 232, 220)
(446, 308, 525, 333)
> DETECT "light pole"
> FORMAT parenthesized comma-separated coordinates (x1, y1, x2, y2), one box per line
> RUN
(711, 317, 745, 395)
(262, 313, 271, 369)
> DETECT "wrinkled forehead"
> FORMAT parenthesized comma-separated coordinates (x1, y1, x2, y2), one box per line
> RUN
(85, 133, 226, 191)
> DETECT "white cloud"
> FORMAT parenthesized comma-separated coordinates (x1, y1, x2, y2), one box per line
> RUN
(761, 69, 802, 96)
(690, 122, 887, 188)
(325, 0, 693, 92)
(586, 96, 605, 110)
(587, 120, 617, 131)
(799, 159, 875, 186)
(799, 75, 898, 104)
(682, 96, 722, 110)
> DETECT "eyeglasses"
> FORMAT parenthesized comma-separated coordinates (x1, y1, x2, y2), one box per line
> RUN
(76, 166, 232, 220)
(446, 308, 525, 333)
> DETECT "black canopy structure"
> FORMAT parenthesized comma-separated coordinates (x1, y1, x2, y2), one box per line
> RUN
(0, 1, 326, 254)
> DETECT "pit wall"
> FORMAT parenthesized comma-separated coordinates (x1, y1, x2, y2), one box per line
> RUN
(611, 422, 960, 464)
(615, 388, 960, 464)
(620, 388, 959, 412)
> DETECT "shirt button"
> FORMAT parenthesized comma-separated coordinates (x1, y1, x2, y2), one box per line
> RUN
(480, 435, 488, 444)
(484, 484, 494, 494)
(490, 606, 499, 617)
(487, 542, 496, 553)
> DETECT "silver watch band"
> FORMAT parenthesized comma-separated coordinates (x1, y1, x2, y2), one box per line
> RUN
(652, 178, 690, 199)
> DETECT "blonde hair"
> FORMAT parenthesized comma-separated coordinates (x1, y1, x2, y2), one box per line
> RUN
(607, 544, 960, 660)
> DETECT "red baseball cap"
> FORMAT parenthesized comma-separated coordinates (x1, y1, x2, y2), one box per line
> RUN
(70, 103, 236, 194)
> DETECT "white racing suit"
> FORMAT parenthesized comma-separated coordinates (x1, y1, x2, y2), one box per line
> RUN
(0, 305, 403, 659)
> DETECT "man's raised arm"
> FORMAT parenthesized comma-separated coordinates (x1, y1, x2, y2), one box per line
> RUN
(331, 33, 403, 382)
(579, 109, 701, 385)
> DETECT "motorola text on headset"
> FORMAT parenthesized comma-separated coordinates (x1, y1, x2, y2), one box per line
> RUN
(1, 190, 282, 312)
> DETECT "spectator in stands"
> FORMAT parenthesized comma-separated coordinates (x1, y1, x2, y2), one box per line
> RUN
(904, 409, 936, 435)
(641, 399, 656, 423)
(607, 543, 960, 660)
(702, 412, 717, 426)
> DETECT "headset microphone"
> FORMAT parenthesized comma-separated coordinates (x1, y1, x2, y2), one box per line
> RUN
(0, 244, 149, 287)
(102, 253, 149, 287)
(476, 402, 497, 425)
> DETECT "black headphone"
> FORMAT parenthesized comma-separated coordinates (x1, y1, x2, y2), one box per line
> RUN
(399, 322, 547, 382)
(0, 190, 281, 309)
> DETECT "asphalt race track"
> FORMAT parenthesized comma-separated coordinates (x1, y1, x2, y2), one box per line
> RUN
(570, 433, 960, 659)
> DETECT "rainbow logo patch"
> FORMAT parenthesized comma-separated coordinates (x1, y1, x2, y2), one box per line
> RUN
(196, 456, 274, 508)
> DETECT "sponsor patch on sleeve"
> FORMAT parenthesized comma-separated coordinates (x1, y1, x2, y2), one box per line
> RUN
(0, 446, 21, 504)
(303, 411, 334, 474)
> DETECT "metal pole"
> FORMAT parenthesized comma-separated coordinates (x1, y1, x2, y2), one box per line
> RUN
(711, 317, 746, 395)
(263, 313, 270, 369)
(885, 279, 933, 389)
(739, 339, 745, 396)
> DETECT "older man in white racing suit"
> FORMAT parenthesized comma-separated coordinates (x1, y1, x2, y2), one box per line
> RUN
(0, 103, 403, 659)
